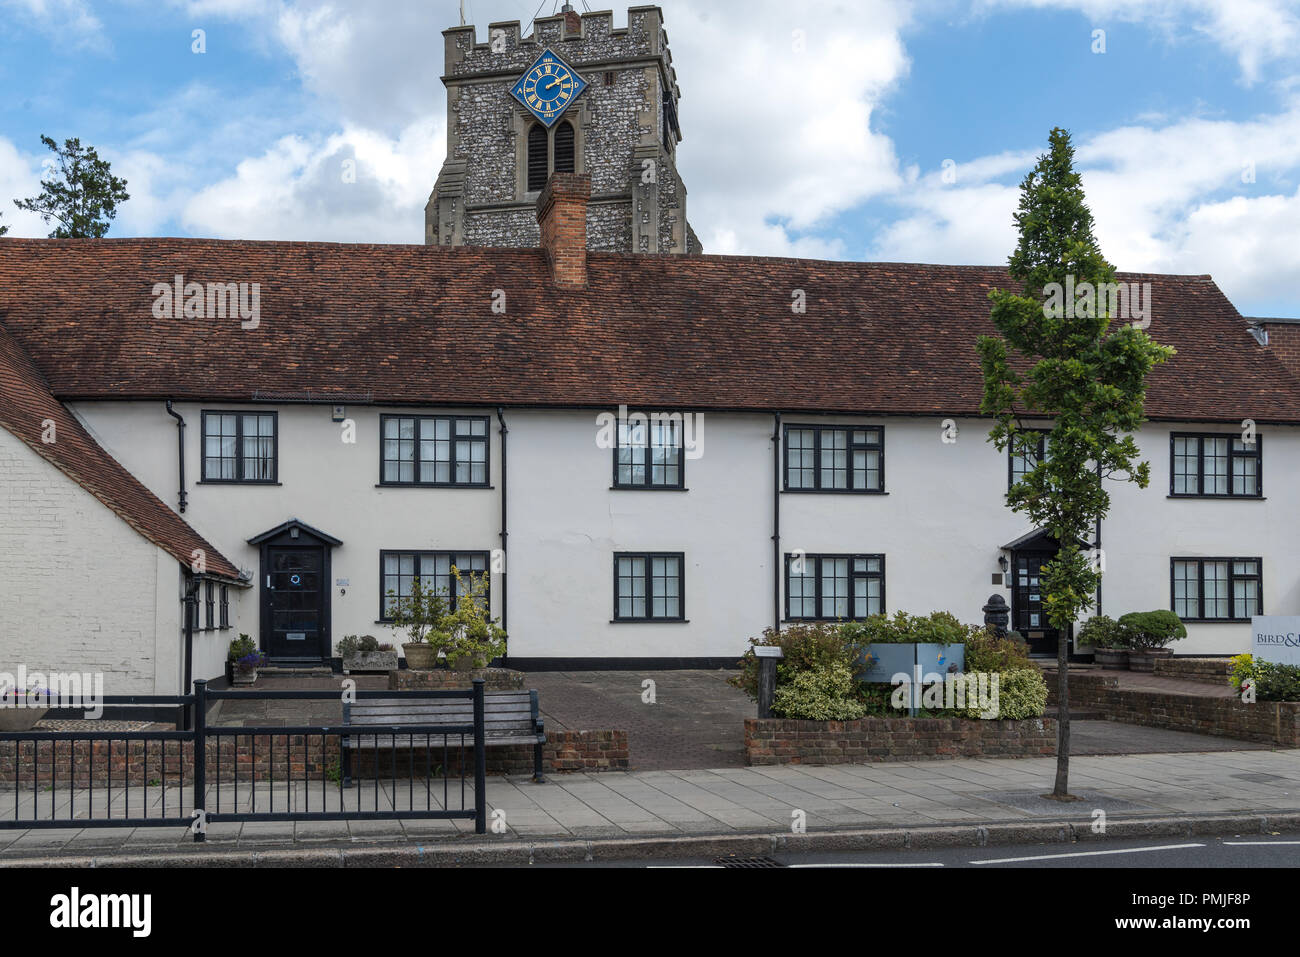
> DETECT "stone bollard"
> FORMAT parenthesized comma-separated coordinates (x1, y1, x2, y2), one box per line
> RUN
(755, 646, 784, 719)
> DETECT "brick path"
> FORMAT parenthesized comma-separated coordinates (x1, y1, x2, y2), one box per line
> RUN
(526, 670, 752, 771)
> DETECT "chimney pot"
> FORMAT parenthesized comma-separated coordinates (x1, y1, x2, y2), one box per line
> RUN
(537, 172, 591, 289)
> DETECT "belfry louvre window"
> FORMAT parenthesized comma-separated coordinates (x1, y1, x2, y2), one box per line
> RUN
(786, 555, 884, 622)
(615, 413, 684, 489)
(554, 121, 575, 174)
(527, 124, 549, 192)
(614, 553, 684, 622)
(1172, 558, 1262, 622)
(784, 426, 884, 493)
(201, 412, 277, 483)
(381, 552, 489, 621)
(381, 416, 489, 487)
(1171, 434, 1262, 497)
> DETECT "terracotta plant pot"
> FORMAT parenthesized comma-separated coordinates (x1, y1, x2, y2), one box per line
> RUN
(1094, 648, 1130, 671)
(403, 643, 438, 671)
(0, 708, 48, 732)
(1128, 648, 1174, 673)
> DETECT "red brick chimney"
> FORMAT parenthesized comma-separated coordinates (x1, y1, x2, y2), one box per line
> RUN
(562, 3, 582, 36)
(537, 172, 590, 289)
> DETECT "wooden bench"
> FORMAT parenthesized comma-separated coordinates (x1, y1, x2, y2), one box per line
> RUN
(341, 691, 546, 784)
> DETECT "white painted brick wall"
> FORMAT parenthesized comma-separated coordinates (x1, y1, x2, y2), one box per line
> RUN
(0, 427, 179, 694)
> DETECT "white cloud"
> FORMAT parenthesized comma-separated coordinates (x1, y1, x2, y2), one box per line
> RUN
(0, 136, 61, 236)
(978, 0, 1300, 84)
(668, 0, 913, 256)
(869, 108, 1300, 314)
(0, 0, 104, 49)
(180, 118, 443, 242)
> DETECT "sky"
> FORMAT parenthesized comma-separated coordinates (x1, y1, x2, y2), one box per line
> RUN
(0, 0, 1297, 317)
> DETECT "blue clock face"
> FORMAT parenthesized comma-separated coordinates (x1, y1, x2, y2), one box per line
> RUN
(511, 49, 588, 127)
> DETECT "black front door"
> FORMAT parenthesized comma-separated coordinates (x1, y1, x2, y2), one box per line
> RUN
(262, 546, 327, 661)
(1011, 551, 1060, 657)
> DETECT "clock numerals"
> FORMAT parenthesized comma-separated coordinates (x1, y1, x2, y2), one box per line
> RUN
(512, 49, 586, 126)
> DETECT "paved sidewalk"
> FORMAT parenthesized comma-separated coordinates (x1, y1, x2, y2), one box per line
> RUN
(3, 748, 1298, 859)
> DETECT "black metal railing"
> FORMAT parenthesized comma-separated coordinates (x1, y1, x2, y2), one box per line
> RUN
(0, 679, 487, 839)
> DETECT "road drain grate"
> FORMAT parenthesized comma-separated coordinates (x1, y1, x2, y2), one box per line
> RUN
(713, 857, 786, 869)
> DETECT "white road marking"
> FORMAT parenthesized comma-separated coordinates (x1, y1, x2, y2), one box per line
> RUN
(789, 862, 944, 868)
(1223, 841, 1300, 846)
(971, 843, 1204, 865)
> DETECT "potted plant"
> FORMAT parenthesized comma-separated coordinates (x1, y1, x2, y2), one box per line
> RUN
(1120, 611, 1187, 672)
(338, 635, 400, 674)
(0, 683, 52, 731)
(386, 578, 450, 671)
(1078, 615, 1131, 670)
(443, 568, 507, 672)
(229, 634, 267, 686)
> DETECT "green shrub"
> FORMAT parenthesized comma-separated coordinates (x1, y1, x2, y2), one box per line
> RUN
(965, 627, 1038, 672)
(772, 664, 867, 720)
(1078, 615, 1131, 650)
(227, 634, 257, 662)
(840, 611, 971, 646)
(1230, 653, 1255, 691)
(338, 635, 382, 657)
(962, 668, 1048, 720)
(1118, 611, 1187, 649)
(731, 623, 864, 700)
(1231, 654, 1300, 701)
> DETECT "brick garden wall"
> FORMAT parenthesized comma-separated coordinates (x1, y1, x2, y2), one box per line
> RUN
(1050, 673, 1300, 746)
(0, 729, 629, 789)
(388, 669, 526, 691)
(744, 718, 1057, 766)
(1153, 658, 1234, 685)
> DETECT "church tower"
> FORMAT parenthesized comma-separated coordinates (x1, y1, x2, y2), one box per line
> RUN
(425, 4, 701, 255)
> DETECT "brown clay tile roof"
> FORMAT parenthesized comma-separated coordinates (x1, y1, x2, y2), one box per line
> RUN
(0, 237, 1296, 423)
(0, 321, 243, 581)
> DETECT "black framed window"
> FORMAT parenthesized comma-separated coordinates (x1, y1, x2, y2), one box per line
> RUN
(614, 553, 684, 622)
(786, 554, 885, 621)
(1172, 558, 1262, 622)
(784, 426, 884, 493)
(381, 416, 489, 487)
(203, 581, 215, 631)
(1171, 434, 1261, 497)
(1009, 430, 1050, 488)
(219, 585, 230, 629)
(201, 412, 277, 483)
(380, 551, 489, 621)
(614, 413, 684, 489)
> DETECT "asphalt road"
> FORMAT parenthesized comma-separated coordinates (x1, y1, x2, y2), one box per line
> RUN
(508, 832, 1300, 868)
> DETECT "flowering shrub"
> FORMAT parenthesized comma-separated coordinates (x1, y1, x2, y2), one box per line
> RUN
(771, 663, 867, 721)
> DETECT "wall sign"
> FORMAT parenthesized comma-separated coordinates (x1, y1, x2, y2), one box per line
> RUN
(1251, 617, 1300, 666)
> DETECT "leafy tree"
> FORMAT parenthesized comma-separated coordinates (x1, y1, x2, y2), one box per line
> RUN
(0, 211, 7, 236)
(978, 128, 1174, 799)
(14, 136, 129, 238)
